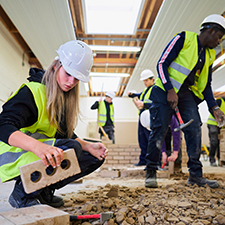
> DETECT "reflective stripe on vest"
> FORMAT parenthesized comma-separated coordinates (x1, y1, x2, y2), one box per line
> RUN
(98, 100, 114, 126)
(139, 86, 153, 115)
(0, 139, 54, 167)
(207, 98, 225, 126)
(155, 31, 215, 100)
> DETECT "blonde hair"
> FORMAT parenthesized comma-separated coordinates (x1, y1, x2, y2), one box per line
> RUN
(42, 59, 80, 138)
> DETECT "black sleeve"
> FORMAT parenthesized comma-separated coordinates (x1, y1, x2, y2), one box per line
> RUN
(128, 93, 138, 98)
(216, 98, 222, 107)
(90, 101, 99, 109)
(0, 86, 38, 144)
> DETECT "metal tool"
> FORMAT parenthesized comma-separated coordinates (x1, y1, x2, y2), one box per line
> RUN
(70, 211, 113, 223)
(174, 106, 194, 132)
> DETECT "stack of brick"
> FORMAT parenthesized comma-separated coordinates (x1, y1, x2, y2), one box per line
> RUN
(102, 143, 140, 167)
(219, 128, 225, 166)
(0, 205, 69, 224)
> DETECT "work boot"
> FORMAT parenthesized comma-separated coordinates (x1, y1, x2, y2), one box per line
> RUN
(134, 161, 146, 166)
(210, 162, 217, 167)
(187, 175, 219, 188)
(38, 187, 64, 208)
(145, 170, 157, 188)
(9, 180, 40, 208)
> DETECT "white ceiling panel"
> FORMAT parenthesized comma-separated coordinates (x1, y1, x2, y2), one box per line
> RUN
(124, 0, 225, 95)
(0, 0, 76, 69)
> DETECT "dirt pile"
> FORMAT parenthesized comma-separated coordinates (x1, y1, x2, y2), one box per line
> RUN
(61, 172, 225, 225)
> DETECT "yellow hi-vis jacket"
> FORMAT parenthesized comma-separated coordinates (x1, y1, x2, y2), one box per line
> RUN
(97, 100, 114, 127)
(207, 98, 225, 126)
(155, 31, 215, 100)
(0, 82, 57, 182)
(139, 86, 153, 115)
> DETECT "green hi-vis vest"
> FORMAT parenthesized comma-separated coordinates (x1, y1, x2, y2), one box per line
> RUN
(207, 98, 225, 126)
(139, 86, 153, 115)
(155, 31, 216, 100)
(0, 82, 57, 182)
(97, 100, 114, 126)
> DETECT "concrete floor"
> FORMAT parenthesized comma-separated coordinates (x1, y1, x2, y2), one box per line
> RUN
(0, 158, 224, 213)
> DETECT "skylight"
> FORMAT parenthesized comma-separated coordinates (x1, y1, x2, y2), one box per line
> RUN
(82, 0, 145, 35)
(91, 77, 121, 93)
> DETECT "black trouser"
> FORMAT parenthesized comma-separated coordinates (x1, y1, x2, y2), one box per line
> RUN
(207, 124, 220, 163)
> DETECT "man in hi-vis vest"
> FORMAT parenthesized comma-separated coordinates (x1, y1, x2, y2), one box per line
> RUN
(128, 69, 154, 166)
(145, 14, 225, 189)
(207, 97, 225, 166)
(91, 91, 115, 143)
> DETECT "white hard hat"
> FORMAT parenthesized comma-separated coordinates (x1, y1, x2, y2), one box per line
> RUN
(140, 110, 151, 131)
(56, 40, 93, 83)
(140, 69, 154, 81)
(105, 91, 115, 99)
(201, 14, 225, 31)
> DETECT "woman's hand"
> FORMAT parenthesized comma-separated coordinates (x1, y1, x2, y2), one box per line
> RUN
(8, 131, 64, 168)
(32, 142, 64, 168)
(86, 142, 108, 160)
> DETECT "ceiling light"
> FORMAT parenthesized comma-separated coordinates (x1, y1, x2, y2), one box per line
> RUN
(82, 0, 145, 35)
(89, 45, 141, 52)
(90, 72, 130, 77)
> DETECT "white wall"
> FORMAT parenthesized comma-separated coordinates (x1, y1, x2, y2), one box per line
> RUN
(76, 96, 139, 138)
(0, 21, 30, 109)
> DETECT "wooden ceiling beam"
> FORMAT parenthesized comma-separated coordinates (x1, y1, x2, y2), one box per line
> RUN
(93, 58, 137, 67)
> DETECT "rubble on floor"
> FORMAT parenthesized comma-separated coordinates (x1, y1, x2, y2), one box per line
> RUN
(60, 172, 225, 225)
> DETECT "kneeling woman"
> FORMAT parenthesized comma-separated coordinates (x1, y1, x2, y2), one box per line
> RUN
(0, 40, 108, 208)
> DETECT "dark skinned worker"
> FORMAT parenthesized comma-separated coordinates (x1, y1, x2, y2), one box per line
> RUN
(145, 14, 225, 189)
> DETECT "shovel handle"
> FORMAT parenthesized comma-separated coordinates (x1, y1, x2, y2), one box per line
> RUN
(175, 107, 184, 125)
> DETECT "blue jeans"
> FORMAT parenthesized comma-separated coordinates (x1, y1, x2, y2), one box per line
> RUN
(146, 87, 203, 177)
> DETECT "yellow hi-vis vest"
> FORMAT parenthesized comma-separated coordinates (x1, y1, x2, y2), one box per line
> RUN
(139, 86, 153, 115)
(207, 98, 225, 126)
(155, 31, 215, 100)
(0, 82, 57, 182)
(97, 100, 114, 126)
